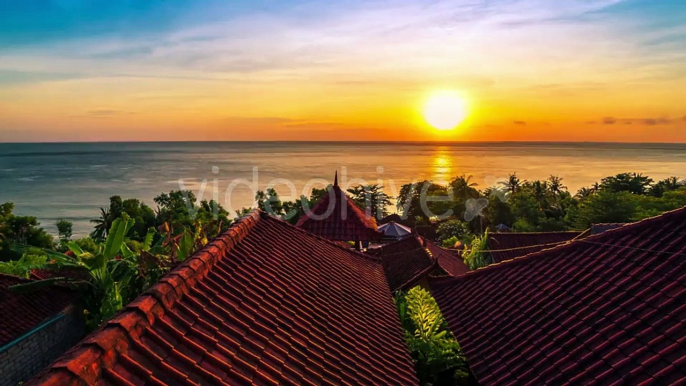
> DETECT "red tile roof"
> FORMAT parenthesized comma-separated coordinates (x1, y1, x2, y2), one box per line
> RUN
(30, 267, 90, 281)
(296, 174, 382, 241)
(0, 274, 76, 347)
(426, 242, 469, 278)
(575, 223, 627, 240)
(430, 206, 686, 385)
(376, 236, 469, 292)
(30, 211, 418, 386)
(487, 231, 582, 263)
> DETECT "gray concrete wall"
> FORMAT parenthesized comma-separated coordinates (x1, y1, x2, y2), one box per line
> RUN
(0, 307, 85, 386)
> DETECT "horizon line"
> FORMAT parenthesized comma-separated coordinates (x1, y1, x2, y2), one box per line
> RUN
(2, 140, 686, 145)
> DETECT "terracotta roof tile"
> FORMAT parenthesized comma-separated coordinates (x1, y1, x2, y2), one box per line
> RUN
(487, 231, 582, 263)
(29, 210, 418, 386)
(296, 176, 382, 242)
(0, 274, 77, 347)
(376, 236, 468, 292)
(430, 206, 686, 385)
(425, 242, 469, 277)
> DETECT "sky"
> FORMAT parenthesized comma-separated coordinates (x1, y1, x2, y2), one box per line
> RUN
(0, 0, 685, 142)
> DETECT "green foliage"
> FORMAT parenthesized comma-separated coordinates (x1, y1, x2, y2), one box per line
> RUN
(600, 173, 653, 195)
(463, 230, 491, 270)
(347, 184, 393, 220)
(238, 186, 337, 225)
(73, 237, 100, 254)
(484, 192, 515, 229)
(91, 196, 157, 241)
(0, 251, 48, 278)
(442, 236, 460, 248)
(0, 202, 54, 261)
(9, 214, 175, 330)
(55, 219, 73, 242)
(395, 287, 471, 385)
(397, 181, 453, 223)
(437, 219, 472, 244)
(574, 191, 638, 229)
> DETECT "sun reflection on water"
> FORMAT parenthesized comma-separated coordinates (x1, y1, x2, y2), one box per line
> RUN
(432, 147, 453, 184)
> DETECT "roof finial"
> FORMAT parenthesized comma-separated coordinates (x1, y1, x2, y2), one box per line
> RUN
(334, 171, 339, 187)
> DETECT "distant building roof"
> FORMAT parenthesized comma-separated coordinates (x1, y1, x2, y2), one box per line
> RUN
(378, 221, 412, 239)
(0, 274, 76, 348)
(487, 231, 582, 263)
(296, 173, 383, 241)
(30, 267, 90, 281)
(430, 206, 686, 385)
(375, 236, 468, 292)
(378, 213, 405, 225)
(30, 211, 418, 386)
(575, 222, 627, 239)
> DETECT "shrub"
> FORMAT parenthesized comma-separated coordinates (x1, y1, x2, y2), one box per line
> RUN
(395, 287, 471, 385)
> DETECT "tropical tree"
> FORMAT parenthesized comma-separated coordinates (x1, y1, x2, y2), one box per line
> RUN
(547, 175, 566, 196)
(56, 219, 73, 243)
(256, 188, 285, 217)
(0, 202, 54, 261)
(500, 173, 524, 194)
(575, 187, 596, 199)
(574, 191, 637, 229)
(90, 207, 113, 241)
(347, 184, 393, 219)
(397, 181, 452, 222)
(600, 173, 653, 195)
(6, 213, 191, 330)
(10, 215, 145, 328)
(450, 175, 479, 202)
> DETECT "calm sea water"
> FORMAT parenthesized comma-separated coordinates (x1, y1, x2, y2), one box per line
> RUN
(1, 141, 685, 236)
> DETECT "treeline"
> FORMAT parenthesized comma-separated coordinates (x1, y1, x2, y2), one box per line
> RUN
(243, 173, 686, 247)
(0, 190, 234, 328)
(0, 190, 231, 262)
(414, 173, 686, 247)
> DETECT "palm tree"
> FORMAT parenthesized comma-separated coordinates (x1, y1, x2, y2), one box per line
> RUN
(576, 187, 595, 199)
(91, 207, 113, 240)
(547, 175, 566, 195)
(450, 175, 479, 202)
(500, 173, 523, 195)
(629, 173, 653, 195)
(662, 176, 681, 190)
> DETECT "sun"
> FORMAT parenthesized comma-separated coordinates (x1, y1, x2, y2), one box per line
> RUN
(423, 91, 468, 131)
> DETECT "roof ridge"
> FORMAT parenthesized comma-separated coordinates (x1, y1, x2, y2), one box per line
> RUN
(431, 205, 686, 286)
(0, 273, 33, 284)
(491, 231, 583, 235)
(261, 212, 383, 263)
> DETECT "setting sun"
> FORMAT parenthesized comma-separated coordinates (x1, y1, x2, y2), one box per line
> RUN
(423, 91, 468, 131)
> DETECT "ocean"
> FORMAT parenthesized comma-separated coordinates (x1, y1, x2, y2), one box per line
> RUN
(1, 141, 685, 237)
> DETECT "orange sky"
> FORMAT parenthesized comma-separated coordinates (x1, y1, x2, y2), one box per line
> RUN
(1, 1, 685, 142)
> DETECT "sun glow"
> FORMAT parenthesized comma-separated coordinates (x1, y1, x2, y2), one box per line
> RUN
(423, 91, 468, 131)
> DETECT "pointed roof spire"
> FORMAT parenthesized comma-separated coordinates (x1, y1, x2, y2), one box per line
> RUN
(334, 171, 338, 187)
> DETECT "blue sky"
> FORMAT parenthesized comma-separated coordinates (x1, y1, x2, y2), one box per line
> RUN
(0, 0, 685, 142)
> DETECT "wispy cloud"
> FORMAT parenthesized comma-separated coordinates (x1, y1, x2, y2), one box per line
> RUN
(596, 116, 675, 126)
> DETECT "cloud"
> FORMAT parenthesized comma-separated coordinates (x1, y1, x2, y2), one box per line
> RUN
(641, 118, 671, 126)
(598, 116, 674, 126)
(513, 120, 527, 125)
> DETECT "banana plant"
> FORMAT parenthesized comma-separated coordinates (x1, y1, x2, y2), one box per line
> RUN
(9, 214, 141, 329)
